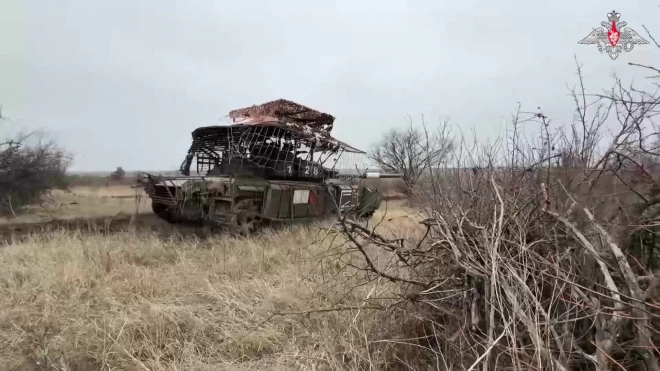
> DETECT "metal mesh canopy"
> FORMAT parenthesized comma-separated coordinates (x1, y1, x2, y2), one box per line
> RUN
(228, 99, 335, 133)
(192, 122, 363, 154)
(180, 121, 366, 178)
(178, 99, 366, 178)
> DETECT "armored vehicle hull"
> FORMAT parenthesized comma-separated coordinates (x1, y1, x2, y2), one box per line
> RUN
(142, 173, 381, 236)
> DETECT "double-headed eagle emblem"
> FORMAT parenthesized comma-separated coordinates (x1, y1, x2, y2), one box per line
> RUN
(578, 11, 649, 60)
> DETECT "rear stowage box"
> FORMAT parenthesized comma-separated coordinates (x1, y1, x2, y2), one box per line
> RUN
(290, 184, 326, 218)
(307, 188, 326, 216)
(278, 185, 292, 219)
(263, 184, 284, 219)
(292, 188, 311, 218)
(262, 184, 293, 219)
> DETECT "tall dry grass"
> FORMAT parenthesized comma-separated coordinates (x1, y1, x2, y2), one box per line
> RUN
(0, 203, 420, 371)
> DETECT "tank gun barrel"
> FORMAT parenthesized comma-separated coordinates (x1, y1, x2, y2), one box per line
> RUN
(363, 172, 403, 179)
(335, 172, 403, 179)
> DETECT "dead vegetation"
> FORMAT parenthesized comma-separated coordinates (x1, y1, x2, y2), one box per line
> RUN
(368, 119, 453, 195)
(333, 58, 660, 370)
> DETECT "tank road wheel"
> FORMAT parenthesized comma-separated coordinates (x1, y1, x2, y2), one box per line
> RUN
(152, 202, 177, 223)
(232, 199, 261, 238)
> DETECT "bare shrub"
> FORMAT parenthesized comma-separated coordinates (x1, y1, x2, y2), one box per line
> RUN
(332, 56, 660, 370)
(0, 132, 71, 215)
(369, 118, 454, 195)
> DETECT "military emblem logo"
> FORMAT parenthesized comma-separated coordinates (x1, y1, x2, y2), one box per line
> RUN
(578, 11, 649, 60)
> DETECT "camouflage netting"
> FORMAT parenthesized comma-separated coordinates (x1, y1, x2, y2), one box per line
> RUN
(228, 99, 335, 133)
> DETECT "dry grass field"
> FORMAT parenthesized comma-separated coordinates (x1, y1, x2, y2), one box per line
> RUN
(0, 185, 421, 371)
(0, 186, 151, 225)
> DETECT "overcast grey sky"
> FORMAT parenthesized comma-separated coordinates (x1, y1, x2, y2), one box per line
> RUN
(0, 0, 658, 172)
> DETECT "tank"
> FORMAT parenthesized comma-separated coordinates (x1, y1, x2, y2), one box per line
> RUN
(140, 99, 402, 236)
